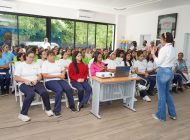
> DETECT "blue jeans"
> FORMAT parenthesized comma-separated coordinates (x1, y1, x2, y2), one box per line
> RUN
(155, 67, 176, 121)
(72, 81, 92, 106)
(45, 80, 75, 113)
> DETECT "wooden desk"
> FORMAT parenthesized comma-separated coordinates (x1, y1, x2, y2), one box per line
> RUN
(90, 76, 140, 119)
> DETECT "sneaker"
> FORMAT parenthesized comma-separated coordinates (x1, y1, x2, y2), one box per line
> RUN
(169, 116, 177, 120)
(70, 107, 77, 112)
(18, 114, 31, 122)
(137, 84, 147, 91)
(45, 110, 54, 117)
(54, 112, 62, 117)
(143, 95, 151, 102)
(152, 114, 159, 120)
(133, 97, 138, 102)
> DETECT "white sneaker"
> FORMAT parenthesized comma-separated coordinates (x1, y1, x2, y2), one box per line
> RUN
(143, 95, 151, 102)
(18, 114, 31, 122)
(133, 97, 138, 102)
(137, 84, 147, 91)
(45, 110, 54, 117)
(152, 114, 159, 120)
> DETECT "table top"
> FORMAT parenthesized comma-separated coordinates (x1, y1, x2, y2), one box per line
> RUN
(91, 76, 141, 83)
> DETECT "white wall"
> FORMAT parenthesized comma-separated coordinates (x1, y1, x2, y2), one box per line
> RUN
(0, 1, 116, 24)
(115, 15, 127, 49)
(125, 4, 190, 53)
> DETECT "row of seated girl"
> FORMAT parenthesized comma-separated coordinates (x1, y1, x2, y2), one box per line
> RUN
(14, 50, 92, 122)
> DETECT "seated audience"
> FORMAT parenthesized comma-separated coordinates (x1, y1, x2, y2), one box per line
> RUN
(134, 50, 156, 100)
(90, 52, 107, 76)
(42, 51, 76, 116)
(68, 51, 92, 111)
(37, 50, 47, 68)
(14, 51, 53, 122)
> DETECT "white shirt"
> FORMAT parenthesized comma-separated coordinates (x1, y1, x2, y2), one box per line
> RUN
(36, 59, 46, 68)
(58, 59, 71, 69)
(115, 57, 124, 67)
(41, 60, 63, 82)
(105, 59, 117, 69)
(42, 42, 50, 49)
(134, 60, 147, 73)
(147, 61, 157, 71)
(14, 62, 40, 84)
(154, 43, 176, 68)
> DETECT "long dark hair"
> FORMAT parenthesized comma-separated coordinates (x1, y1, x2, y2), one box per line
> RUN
(123, 52, 132, 67)
(147, 53, 154, 62)
(72, 51, 82, 74)
(93, 51, 101, 63)
(38, 50, 46, 59)
(17, 53, 26, 61)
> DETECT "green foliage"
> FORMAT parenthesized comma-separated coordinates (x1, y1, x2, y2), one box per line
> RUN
(0, 13, 114, 49)
(19, 16, 46, 42)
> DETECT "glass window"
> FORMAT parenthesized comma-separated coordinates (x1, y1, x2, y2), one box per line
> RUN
(96, 24, 107, 49)
(51, 19, 74, 49)
(75, 22, 88, 48)
(0, 14, 18, 47)
(88, 23, 95, 49)
(18, 16, 46, 46)
(107, 25, 114, 50)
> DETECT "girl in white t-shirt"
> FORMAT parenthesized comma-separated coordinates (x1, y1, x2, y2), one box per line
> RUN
(134, 51, 156, 101)
(59, 51, 71, 70)
(36, 50, 47, 68)
(42, 51, 76, 116)
(146, 53, 157, 75)
(14, 51, 53, 122)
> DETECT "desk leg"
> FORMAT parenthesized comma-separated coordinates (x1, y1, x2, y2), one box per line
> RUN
(123, 80, 136, 112)
(90, 81, 101, 119)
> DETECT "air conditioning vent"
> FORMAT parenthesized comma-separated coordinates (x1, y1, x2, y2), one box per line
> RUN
(78, 9, 96, 20)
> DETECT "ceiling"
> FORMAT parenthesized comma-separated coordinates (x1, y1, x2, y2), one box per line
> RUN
(3, 0, 190, 15)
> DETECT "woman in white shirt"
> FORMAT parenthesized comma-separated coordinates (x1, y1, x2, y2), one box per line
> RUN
(146, 53, 157, 75)
(59, 51, 71, 70)
(151, 32, 177, 121)
(14, 51, 53, 122)
(42, 51, 76, 117)
(105, 51, 117, 72)
(37, 50, 47, 68)
(134, 51, 155, 102)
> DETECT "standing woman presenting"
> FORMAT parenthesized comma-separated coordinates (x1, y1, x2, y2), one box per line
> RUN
(151, 32, 177, 121)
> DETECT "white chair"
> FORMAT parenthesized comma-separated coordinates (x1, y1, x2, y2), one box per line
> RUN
(135, 76, 150, 97)
(66, 70, 79, 103)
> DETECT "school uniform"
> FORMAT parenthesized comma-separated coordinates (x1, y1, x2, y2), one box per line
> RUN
(42, 60, 75, 113)
(14, 62, 51, 115)
(134, 59, 156, 96)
